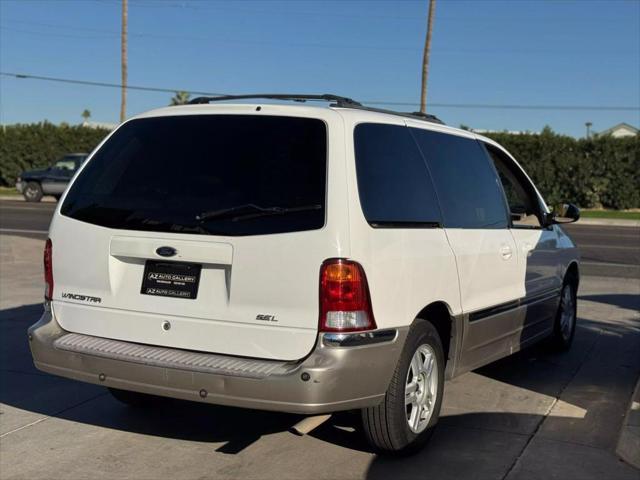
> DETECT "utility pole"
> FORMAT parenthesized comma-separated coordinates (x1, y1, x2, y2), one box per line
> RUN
(120, 0, 128, 122)
(420, 0, 436, 114)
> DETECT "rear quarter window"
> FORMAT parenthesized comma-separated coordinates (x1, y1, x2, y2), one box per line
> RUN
(410, 128, 508, 229)
(354, 123, 442, 226)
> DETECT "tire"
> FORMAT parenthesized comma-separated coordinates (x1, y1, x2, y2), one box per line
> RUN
(23, 182, 43, 202)
(548, 280, 577, 351)
(108, 387, 158, 408)
(361, 320, 445, 454)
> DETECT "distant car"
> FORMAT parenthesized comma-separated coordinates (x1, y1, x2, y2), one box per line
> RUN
(16, 153, 88, 202)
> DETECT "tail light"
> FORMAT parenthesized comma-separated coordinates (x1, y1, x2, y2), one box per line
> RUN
(44, 238, 53, 300)
(319, 258, 376, 332)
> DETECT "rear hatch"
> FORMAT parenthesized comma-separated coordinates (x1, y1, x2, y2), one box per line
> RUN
(49, 110, 341, 361)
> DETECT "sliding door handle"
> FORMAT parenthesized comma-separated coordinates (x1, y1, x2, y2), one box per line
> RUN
(500, 245, 513, 260)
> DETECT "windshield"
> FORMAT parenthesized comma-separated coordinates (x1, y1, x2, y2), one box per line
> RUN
(61, 115, 327, 236)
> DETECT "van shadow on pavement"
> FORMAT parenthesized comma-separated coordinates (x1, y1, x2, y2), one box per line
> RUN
(1, 296, 638, 479)
(367, 290, 640, 479)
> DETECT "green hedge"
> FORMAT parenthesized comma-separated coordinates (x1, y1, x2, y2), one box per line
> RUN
(481, 127, 639, 209)
(0, 122, 110, 187)
(0, 122, 638, 209)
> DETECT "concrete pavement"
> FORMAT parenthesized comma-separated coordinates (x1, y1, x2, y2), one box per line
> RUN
(0, 234, 638, 479)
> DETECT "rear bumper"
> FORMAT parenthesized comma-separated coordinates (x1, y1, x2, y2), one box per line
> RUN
(28, 311, 408, 414)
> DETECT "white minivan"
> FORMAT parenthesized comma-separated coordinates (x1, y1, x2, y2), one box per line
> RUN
(29, 94, 580, 453)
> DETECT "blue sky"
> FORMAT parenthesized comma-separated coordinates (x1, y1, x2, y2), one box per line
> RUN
(1, 0, 638, 137)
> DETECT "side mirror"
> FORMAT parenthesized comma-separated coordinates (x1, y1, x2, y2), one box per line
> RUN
(547, 203, 580, 225)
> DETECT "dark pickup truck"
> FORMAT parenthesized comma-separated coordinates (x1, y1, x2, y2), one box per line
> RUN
(16, 153, 88, 202)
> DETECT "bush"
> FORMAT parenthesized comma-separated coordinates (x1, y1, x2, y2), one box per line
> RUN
(0, 122, 110, 187)
(0, 122, 638, 209)
(482, 128, 639, 209)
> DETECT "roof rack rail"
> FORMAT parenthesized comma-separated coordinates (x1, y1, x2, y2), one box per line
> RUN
(344, 105, 445, 125)
(186, 93, 445, 125)
(188, 94, 361, 108)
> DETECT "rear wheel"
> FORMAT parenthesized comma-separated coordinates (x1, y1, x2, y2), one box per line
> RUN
(108, 387, 158, 408)
(361, 320, 445, 454)
(23, 182, 43, 202)
(549, 281, 577, 351)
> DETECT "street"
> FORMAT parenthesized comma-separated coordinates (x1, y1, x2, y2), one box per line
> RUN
(0, 199, 56, 237)
(0, 199, 639, 479)
(1, 199, 638, 277)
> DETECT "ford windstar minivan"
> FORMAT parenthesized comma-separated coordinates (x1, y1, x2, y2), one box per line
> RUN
(29, 94, 580, 453)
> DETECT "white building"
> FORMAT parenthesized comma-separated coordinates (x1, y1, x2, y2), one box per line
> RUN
(470, 128, 538, 135)
(596, 123, 639, 138)
(81, 121, 117, 130)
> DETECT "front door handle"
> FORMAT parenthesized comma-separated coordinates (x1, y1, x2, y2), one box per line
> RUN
(500, 245, 513, 260)
(522, 242, 534, 256)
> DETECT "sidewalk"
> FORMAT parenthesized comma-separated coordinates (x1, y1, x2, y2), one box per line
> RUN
(0, 195, 56, 203)
(578, 218, 640, 228)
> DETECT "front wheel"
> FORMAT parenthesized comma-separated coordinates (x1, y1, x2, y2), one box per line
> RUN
(549, 282, 577, 351)
(361, 320, 445, 454)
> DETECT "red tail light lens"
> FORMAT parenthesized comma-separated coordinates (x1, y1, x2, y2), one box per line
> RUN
(44, 238, 53, 300)
(319, 258, 376, 332)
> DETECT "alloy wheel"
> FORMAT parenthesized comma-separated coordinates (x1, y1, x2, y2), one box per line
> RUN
(559, 285, 576, 341)
(405, 344, 438, 434)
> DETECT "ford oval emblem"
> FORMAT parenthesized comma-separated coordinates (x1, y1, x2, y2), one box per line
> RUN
(156, 246, 177, 257)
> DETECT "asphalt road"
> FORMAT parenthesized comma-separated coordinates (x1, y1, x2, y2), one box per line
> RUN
(566, 223, 639, 265)
(1, 234, 638, 479)
(0, 199, 56, 235)
(1, 199, 638, 277)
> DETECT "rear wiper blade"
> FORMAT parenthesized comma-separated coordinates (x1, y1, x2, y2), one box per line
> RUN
(231, 204, 322, 221)
(196, 203, 321, 222)
(196, 203, 272, 221)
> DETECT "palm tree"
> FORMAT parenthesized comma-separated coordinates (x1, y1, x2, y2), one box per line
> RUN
(81, 109, 91, 124)
(120, 0, 128, 122)
(170, 91, 191, 105)
(420, 0, 436, 114)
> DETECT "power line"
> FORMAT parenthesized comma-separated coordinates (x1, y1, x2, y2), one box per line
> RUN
(0, 72, 225, 96)
(1, 71, 639, 111)
(371, 101, 640, 111)
(64, 0, 640, 24)
(3, 22, 639, 55)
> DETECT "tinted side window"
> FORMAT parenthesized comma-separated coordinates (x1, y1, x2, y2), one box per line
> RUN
(410, 128, 508, 229)
(354, 123, 442, 226)
(484, 144, 542, 228)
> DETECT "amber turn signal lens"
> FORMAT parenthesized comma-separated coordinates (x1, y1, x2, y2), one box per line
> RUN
(319, 258, 376, 332)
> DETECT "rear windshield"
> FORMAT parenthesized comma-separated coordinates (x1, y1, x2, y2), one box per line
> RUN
(61, 115, 327, 236)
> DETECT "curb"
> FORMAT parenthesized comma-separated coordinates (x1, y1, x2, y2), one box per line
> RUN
(577, 218, 640, 227)
(617, 377, 640, 469)
(581, 262, 640, 279)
